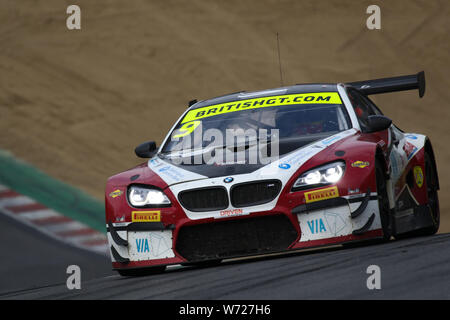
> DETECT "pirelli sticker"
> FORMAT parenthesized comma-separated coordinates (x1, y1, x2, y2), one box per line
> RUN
(305, 186, 339, 203)
(181, 92, 342, 124)
(132, 211, 161, 222)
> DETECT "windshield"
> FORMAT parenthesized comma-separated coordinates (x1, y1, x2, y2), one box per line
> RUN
(161, 92, 351, 155)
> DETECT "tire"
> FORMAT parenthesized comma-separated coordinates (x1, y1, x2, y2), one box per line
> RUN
(117, 266, 166, 277)
(421, 152, 440, 235)
(375, 158, 392, 241)
(396, 152, 440, 239)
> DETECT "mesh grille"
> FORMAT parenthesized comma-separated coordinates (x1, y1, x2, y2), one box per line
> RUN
(178, 187, 228, 212)
(175, 215, 298, 261)
(231, 180, 281, 207)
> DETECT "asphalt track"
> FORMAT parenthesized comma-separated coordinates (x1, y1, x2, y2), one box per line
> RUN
(1, 209, 450, 299)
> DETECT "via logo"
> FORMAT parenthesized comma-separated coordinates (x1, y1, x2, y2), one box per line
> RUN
(136, 238, 150, 253)
(278, 163, 291, 169)
(307, 218, 327, 234)
(224, 177, 234, 183)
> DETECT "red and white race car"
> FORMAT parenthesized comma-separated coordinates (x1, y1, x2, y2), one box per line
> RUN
(105, 71, 439, 276)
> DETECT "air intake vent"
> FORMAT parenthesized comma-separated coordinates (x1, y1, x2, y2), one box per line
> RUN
(231, 180, 281, 207)
(178, 187, 228, 212)
(175, 215, 298, 261)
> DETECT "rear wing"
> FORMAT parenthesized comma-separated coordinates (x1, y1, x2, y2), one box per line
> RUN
(347, 71, 425, 98)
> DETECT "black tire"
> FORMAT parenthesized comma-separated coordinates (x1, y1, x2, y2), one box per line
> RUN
(421, 152, 440, 235)
(395, 152, 440, 240)
(395, 152, 440, 239)
(375, 158, 392, 241)
(117, 266, 166, 277)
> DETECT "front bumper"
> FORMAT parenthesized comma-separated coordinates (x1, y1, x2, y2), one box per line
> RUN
(107, 189, 383, 270)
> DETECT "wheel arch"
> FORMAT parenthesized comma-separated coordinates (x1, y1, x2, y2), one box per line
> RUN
(375, 146, 388, 178)
(424, 138, 440, 190)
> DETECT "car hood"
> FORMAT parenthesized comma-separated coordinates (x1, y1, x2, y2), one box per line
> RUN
(148, 129, 357, 187)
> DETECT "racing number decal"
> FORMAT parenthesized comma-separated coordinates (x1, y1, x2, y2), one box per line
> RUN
(173, 120, 201, 138)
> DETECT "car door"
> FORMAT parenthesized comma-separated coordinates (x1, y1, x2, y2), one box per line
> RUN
(360, 94, 411, 186)
(348, 89, 410, 190)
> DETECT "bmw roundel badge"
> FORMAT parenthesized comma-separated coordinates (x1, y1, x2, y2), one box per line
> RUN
(224, 177, 234, 183)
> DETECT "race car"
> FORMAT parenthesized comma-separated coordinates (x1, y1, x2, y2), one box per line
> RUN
(105, 71, 440, 276)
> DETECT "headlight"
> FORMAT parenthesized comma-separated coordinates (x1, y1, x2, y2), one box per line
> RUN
(292, 161, 345, 191)
(128, 186, 171, 207)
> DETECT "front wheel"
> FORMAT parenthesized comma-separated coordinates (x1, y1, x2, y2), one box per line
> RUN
(395, 152, 440, 239)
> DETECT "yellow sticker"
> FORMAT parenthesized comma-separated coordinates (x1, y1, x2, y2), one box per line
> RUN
(109, 189, 123, 198)
(132, 211, 161, 222)
(351, 161, 370, 168)
(413, 166, 424, 188)
(305, 186, 339, 203)
(173, 120, 201, 138)
(181, 92, 342, 124)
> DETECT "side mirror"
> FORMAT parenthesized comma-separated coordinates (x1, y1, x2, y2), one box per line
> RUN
(135, 141, 157, 158)
(367, 115, 392, 133)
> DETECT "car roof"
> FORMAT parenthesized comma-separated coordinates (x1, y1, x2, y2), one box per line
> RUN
(189, 83, 339, 110)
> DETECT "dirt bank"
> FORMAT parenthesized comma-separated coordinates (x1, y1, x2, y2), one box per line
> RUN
(1, 0, 449, 230)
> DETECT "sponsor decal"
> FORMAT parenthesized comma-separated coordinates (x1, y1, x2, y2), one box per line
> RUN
(132, 211, 161, 222)
(405, 134, 418, 140)
(413, 166, 424, 188)
(135, 238, 150, 253)
(149, 158, 163, 167)
(348, 188, 360, 195)
(223, 177, 234, 183)
(128, 231, 175, 259)
(307, 218, 327, 234)
(158, 165, 185, 181)
(284, 149, 316, 165)
(305, 212, 348, 236)
(351, 160, 370, 168)
(109, 189, 123, 198)
(403, 141, 418, 160)
(219, 208, 243, 217)
(305, 186, 339, 203)
(321, 135, 341, 146)
(278, 163, 291, 169)
(181, 92, 342, 123)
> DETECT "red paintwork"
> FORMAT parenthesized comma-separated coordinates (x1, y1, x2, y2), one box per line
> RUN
(105, 129, 429, 270)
